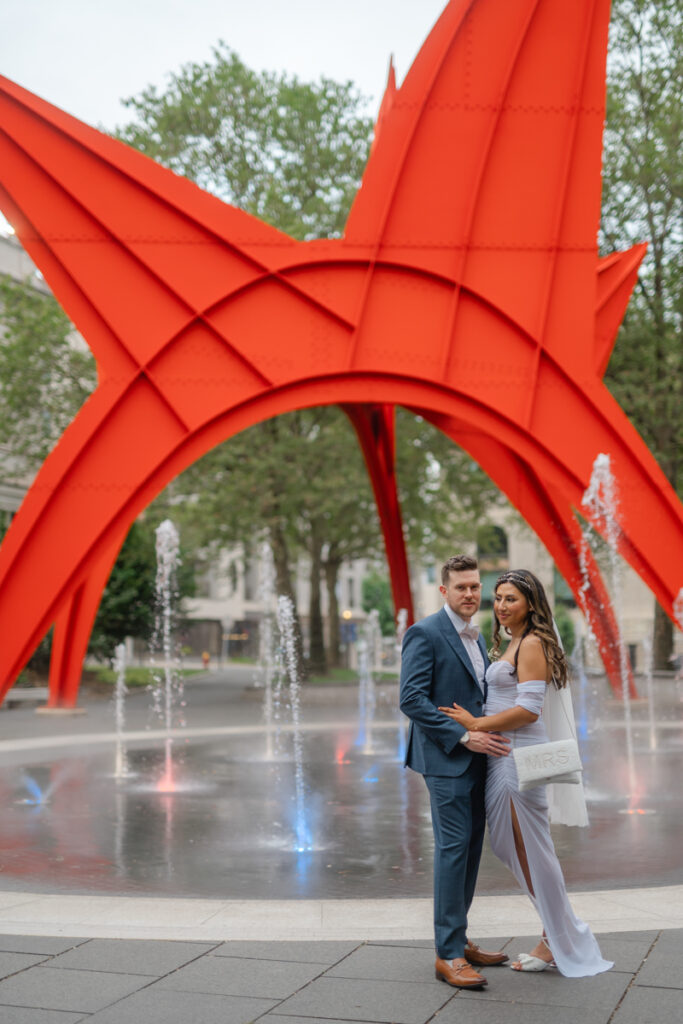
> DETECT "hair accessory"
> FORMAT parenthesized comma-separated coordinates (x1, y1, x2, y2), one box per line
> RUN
(496, 572, 529, 589)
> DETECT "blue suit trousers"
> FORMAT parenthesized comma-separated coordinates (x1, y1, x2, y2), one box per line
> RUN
(424, 758, 487, 960)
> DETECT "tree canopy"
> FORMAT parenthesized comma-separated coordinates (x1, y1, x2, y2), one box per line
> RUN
(602, 0, 681, 495)
(117, 43, 373, 240)
(0, 275, 95, 475)
(602, 0, 682, 664)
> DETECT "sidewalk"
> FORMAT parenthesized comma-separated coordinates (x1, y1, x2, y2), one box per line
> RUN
(0, 926, 680, 1023)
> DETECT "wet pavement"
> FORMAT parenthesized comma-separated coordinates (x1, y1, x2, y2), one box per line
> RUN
(0, 666, 682, 900)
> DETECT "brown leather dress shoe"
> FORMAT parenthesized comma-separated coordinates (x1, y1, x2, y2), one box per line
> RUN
(435, 957, 487, 988)
(464, 940, 509, 966)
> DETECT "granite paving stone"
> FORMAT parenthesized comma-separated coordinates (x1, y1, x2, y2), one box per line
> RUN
(211, 938, 360, 963)
(0, 1008, 87, 1024)
(261, 1017, 383, 1024)
(633, 951, 683, 989)
(594, 931, 657, 973)
(48, 937, 217, 975)
(0, 936, 89, 956)
(0, 951, 51, 979)
(153, 952, 325, 997)
(433, 998, 608, 1024)
(0, 964, 154, 1012)
(325, 942, 449, 982)
(648, 928, 683, 955)
(84, 987, 279, 1024)
(611, 984, 683, 1024)
(272, 975, 453, 1024)
(367, 938, 435, 949)
(456, 966, 631, 1010)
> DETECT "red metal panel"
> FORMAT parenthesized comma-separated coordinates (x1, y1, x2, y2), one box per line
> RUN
(0, 0, 681, 706)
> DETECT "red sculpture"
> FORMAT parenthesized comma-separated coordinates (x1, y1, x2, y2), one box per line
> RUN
(0, 0, 681, 707)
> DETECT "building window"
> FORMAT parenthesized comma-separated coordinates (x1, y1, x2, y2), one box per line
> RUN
(476, 525, 509, 570)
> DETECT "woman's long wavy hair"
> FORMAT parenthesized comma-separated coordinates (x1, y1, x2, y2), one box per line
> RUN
(491, 569, 568, 688)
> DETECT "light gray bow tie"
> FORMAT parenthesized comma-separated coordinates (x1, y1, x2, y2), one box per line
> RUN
(460, 624, 480, 642)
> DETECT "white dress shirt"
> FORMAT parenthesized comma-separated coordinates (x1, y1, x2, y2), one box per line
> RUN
(443, 604, 485, 691)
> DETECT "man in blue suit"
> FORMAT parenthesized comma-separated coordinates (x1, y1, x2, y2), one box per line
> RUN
(400, 554, 510, 989)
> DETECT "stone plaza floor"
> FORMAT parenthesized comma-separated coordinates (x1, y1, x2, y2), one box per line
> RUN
(0, 666, 681, 1021)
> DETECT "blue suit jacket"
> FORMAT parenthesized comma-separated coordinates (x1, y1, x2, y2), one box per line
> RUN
(399, 608, 489, 776)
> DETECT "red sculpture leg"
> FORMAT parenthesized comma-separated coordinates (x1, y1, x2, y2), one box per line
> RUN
(47, 534, 126, 708)
(342, 404, 414, 627)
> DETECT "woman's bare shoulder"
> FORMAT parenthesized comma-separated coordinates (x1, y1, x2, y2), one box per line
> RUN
(517, 633, 549, 681)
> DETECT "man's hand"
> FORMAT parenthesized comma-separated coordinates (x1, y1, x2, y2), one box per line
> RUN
(464, 731, 510, 757)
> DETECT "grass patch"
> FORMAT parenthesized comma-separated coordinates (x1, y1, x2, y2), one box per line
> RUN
(83, 665, 201, 688)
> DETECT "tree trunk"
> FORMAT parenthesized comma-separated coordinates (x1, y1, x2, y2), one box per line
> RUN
(324, 556, 342, 668)
(268, 521, 307, 681)
(307, 525, 327, 676)
(653, 601, 674, 672)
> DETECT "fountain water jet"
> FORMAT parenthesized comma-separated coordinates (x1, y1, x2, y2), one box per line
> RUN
(256, 543, 280, 761)
(150, 519, 184, 794)
(276, 594, 312, 852)
(582, 453, 637, 801)
(641, 635, 657, 752)
(395, 608, 409, 762)
(112, 642, 134, 779)
(357, 609, 381, 755)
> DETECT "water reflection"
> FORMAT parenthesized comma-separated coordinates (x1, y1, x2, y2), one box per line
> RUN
(0, 673, 681, 899)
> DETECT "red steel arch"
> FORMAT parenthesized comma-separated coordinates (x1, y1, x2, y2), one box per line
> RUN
(1, 0, 681, 706)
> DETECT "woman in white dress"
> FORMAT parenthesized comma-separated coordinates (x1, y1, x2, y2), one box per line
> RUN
(439, 570, 612, 978)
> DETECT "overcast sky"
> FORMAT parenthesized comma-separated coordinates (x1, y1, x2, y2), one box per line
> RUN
(1, 0, 447, 131)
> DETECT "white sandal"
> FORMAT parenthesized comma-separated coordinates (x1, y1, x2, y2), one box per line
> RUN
(511, 939, 556, 972)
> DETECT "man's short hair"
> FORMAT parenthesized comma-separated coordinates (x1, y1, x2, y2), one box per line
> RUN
(441, 554, 478, 585)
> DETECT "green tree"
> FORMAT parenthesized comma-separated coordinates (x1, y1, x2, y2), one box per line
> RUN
(0, 275, 95, 474)
(554, 606, 576, 657)
(117, 43, 373, 241)
(362, 571, 395, 637)
(89, 522, 157, 660)
(395, 411, 504, 561)
(89, 519, 195, 661)
(155, 407, 384, 674)
(602, 0, 682, 667)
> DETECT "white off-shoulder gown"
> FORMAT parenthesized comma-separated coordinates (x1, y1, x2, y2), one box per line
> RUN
(485, 660, 612, 977)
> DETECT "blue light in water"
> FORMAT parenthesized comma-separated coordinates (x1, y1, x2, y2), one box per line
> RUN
(21, 775, 44, 805)
(294, 814, 313, 853)
(575, 669, 589, 742)
(396, 723, 407, 762)
(363, 766, 379, 784)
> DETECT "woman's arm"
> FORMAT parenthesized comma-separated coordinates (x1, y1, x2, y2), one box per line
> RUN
(439, 703, 535, 732)
(439, 635, 549, 732)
